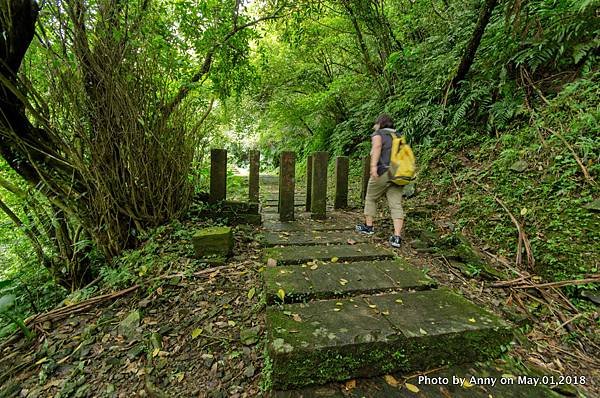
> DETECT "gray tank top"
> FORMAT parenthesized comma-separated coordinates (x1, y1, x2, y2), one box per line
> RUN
(372, 128, 395, 176)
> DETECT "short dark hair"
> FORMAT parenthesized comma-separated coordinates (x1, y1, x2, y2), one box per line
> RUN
(375, 114, 394, 129)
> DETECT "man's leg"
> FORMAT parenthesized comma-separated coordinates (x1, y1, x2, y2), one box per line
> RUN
(386, 185, 405, 246)
(357, 176, 386, 233)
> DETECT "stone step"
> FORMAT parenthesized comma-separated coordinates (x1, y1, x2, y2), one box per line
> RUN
(266, 289, 512, 390)
(262, 230, 371, 247)
(262, 220, 357, 232)
(264, 260, 437, 304)
(271, 362, 563, 397)
(264, 243, 394, 265)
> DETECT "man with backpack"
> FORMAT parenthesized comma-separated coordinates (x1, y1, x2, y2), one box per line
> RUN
(355, 114, 415, 248)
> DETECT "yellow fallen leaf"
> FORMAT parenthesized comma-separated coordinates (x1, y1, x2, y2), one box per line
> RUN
(336, 302, 343, 306)
(277, 289, 285, 301)
(395, 299, 403, 304)
(384, 374, 399, 387)
(382, 310, 390, 315)
(419, 328, 427, 335)
(228, 320, 236, 326)
(462, 379, 473, 388)
(310, 264, 318, 270)
(468, 318, 476, 323)
(368, 304, 377, 309)
(247, 287, 256, 300)
(345, 379, 356, 391)
(177, 372, 185, 382)
(331, 257, 339, 263)
(292, 313, 302, 322)
(152, 348, 160, 357)
(333, 308, 341, 312)
(191, 328, 203, 339)
(405, 382, 420, 393)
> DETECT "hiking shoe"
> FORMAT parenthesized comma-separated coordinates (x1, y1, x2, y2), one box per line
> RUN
(355, 224, 374, 235)
(389, 235, 402, 248)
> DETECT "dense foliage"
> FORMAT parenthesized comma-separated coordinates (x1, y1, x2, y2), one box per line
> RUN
(0, 0, 598, 337)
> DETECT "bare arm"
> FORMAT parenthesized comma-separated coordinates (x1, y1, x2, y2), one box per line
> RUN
(370, 135, 382, 178)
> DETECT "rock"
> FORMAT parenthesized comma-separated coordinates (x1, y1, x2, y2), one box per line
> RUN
(240, 327, 260, 345)
(403, 182, 416, 198)
(118, 311, 140, 339)
(201, 353, 214, 368)
(192, 226, 234, 258)
(243, 364, 255, 378)
(583, 198, 600, 212)
(510, 160, 528, 172)
(581, 290, 600, 305)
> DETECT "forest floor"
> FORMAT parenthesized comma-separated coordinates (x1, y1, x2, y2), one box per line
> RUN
(0, 179, 598, 397)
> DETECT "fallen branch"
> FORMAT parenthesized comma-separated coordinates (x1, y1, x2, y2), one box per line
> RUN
(23, 265, 229, 327)
(472, 180, 534, 268)
(543, 126, 595, 186)
(492, 276, 600, 289)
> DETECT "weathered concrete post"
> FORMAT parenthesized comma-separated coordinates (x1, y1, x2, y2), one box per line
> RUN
(334, 156, 349, 209)
(249, 150, 260, 202)
(279, 151, 296, 222)
(210, 149, 227, 203)
(305, 154, 314, 212)
(311, 152, 328, 219)
(360, 155, 371, 203)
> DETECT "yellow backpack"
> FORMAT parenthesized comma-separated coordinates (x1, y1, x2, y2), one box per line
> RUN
(387, 132, 416, 186)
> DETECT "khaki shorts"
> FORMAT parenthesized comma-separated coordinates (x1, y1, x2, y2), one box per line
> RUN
(364, 171, 405, 220)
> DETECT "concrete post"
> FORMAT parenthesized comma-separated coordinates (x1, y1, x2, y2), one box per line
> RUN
(279, 151, 296, 222)
(334, 156, 349, 209)
(360, 155, 371, 203)
(311, 152, 328, 220)
(305, 154, 313, 212)
(249, 150, 260, 202)
(209, 149, 227, 203)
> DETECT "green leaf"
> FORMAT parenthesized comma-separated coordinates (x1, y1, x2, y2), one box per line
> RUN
(277, 289, 285, 301)
(191, 328, 203, 339)
(247, 287, 256, 300)
(0, 295, 16, 312)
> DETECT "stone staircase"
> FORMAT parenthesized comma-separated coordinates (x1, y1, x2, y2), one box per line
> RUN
(259, 189, 513, 391)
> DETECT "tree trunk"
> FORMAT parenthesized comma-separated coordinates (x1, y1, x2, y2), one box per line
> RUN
(449, 0, 499, 90)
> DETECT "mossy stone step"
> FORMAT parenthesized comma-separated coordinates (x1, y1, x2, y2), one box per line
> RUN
(271, 362, 564, 397)
(264, 260, 436, 303)
(262, 220, 357, 232)
(266, 288, 512, 390)
(262, 230, 371, 247)
(264, 244, 394, 265)
(192, 226, 233, 258)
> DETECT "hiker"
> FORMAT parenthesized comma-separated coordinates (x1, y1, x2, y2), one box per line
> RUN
(355, 114, 412, 248)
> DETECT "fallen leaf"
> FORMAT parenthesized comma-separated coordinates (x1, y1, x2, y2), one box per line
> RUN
(191, 328, 203, 339)
(339, 278, 348, 286)
(277, 289, 285, 301)
(520, 207, 528, 216)
(384, 374, 399, 387)
(292, 314, 302, 322)
(152, 348, 160, 357)
(347, 239, 357, 245)
(333, 308, 341, 312)
(468, 318, 476, 323)
(345, 379, 356, 391)
(247, 287, 256, 300)
(419, 328, 427, 335)
(336, 302, 343, 306)
(405, 383, 420, 393)
(395, 299, 403, 304)
(176, 372, 185, 382)
(382, 310, 390, 315)
(310, 264, 318, 270)
(331, 257, 339, 263)
(462, 379, 473, 388)
(228, 320, 236, 327)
